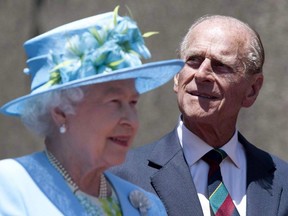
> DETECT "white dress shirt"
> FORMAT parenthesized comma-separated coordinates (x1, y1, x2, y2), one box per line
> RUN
(177, 120, 247, 216)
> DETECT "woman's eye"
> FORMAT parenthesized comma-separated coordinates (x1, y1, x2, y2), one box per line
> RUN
(110, 99, 120, 104)
(130, 100, 138, 106)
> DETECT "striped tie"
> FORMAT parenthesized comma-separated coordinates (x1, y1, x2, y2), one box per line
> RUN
(202, 149, 240, 216)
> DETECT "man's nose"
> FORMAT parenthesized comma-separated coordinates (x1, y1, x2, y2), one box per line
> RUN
(194, 58, 214, 82)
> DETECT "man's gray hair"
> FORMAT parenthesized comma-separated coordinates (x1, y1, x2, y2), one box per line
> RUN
(179, 15, 265, 75)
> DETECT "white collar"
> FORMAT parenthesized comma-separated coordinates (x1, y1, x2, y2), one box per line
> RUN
(177, 118, 241, 168)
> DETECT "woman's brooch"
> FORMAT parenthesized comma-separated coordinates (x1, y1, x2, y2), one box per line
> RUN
(129, 190, 152, 216)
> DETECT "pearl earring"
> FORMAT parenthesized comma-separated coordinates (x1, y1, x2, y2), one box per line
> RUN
(59, 124, 66, 134)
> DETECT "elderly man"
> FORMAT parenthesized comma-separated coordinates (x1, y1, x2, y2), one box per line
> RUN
(111, 15, 288, 216)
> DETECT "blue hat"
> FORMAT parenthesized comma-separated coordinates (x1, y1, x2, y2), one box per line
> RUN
(0, 7, 184, 116)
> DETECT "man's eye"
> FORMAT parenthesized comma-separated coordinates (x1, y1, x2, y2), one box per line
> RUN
(186, 56, 203, 69)
(212, 61, 233, 74)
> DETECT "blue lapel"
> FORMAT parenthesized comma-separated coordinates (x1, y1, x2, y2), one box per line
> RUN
(105, 172, 140, 216)
(16, 152, 87, 216)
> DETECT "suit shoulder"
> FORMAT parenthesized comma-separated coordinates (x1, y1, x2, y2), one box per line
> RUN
(239, 133, 288, 175)
(271, 154, 288, 173)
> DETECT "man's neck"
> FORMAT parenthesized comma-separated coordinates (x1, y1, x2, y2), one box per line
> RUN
(183, 119, 236, 148)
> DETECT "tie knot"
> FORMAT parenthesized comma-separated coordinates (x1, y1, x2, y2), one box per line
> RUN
(202, 149, 227, 166)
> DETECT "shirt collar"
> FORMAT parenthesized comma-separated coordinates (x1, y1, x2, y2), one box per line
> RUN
(177, 118, 241, 168)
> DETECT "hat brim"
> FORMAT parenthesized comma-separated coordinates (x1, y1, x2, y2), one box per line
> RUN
(1, 59, 184, 116)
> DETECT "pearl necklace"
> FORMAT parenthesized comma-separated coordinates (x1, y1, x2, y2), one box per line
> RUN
(45, 150, 108, 198)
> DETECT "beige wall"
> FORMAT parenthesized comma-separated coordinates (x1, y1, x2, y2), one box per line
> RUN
(1, 0, 288, 160)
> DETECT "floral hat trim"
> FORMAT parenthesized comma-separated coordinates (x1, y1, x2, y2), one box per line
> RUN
(27, 6, 158, 91)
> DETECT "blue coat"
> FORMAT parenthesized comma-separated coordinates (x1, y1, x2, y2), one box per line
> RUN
(111, 129, 288, 216)
(0, 152, 167, 216)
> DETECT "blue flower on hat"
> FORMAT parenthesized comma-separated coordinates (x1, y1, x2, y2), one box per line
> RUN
(111, 16, 151, 59)
(45, 6, 157, 87)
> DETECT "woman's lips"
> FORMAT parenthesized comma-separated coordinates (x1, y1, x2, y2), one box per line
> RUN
(109, 136, 131, 147)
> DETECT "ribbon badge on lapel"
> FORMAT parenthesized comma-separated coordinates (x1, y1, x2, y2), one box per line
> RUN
(129, 190, 152, 216)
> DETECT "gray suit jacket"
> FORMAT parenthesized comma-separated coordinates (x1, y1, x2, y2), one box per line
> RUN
(111, 129, 288, 215)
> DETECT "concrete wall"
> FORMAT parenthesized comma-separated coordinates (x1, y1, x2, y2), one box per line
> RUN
(1, 0, 288, 160)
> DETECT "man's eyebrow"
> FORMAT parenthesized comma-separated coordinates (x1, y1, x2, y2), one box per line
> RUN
(185, 49, 204, 57)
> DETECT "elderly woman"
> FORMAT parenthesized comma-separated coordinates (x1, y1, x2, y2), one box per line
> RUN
(0, 7, 183, 216)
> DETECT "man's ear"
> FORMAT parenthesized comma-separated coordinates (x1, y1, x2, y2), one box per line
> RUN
(242, 73, 264, 108)
(173, 73, 179, 93)
(50, 107, 66, 126)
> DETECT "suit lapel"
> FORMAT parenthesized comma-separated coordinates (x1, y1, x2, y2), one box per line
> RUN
(239, 133, 281, 216)
(148, 130, 204, 216)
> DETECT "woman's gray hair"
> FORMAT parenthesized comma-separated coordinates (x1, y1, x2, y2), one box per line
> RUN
(179, 15, 265, 75)
(21, 87, 85, 137)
